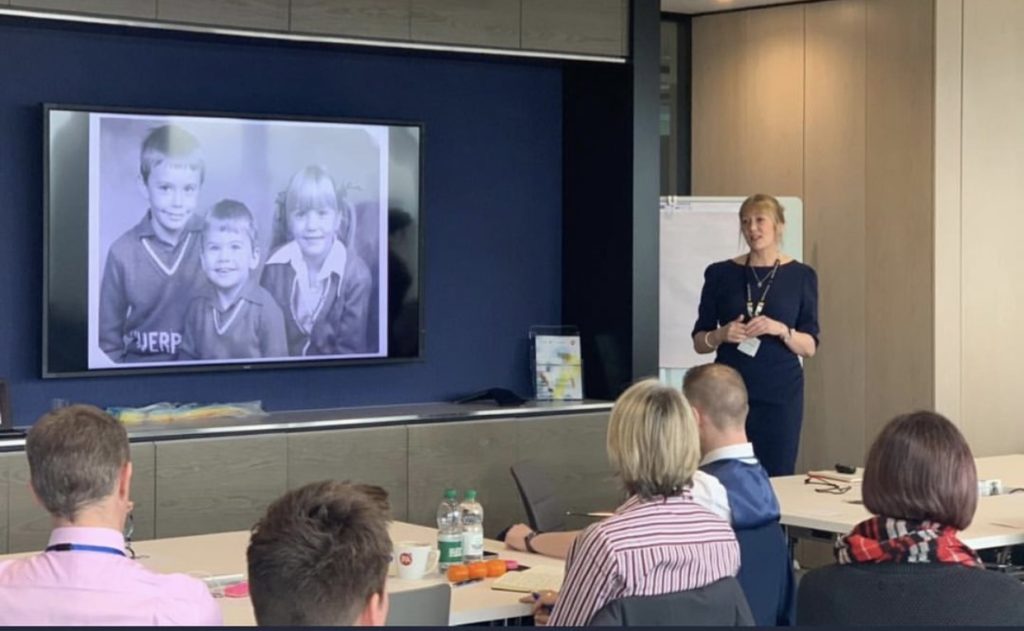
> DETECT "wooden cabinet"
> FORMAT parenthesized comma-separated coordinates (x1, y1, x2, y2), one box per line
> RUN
(410, 0, 520, 49)
(517, 411, 621, 529)
(10, 0, 156, 18)
(287, 425, 409, 521)
(5, 0, 627, 59)
(7, 455, 47, 553)
(408, 419, 522, 537)
(129, 443, 156, 541)
(290, 0, 411, 41)
(156, 0, 289, 31)
(521, 0, 625, 56)
(154, 434, 287, 538)
(0, 409, 611, 550)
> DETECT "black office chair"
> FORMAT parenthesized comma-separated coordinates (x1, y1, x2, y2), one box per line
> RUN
(734, 523, 795, 626)
(588, 577, 754, 626)
(510, 460, 567, 532)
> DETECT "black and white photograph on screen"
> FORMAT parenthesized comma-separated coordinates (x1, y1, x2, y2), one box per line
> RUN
(86, 113, 389, 370)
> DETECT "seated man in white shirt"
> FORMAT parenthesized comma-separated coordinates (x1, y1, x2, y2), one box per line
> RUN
(685, 363, 792, 626)
(685, 363, 780, 529)
(0, 405, 221, 626)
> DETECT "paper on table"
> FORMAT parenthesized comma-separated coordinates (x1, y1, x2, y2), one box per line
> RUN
(490, 566, 564, 593)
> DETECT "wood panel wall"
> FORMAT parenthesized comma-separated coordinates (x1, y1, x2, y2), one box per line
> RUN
(863, 0, 935, 439)
(802, 0, 867, 468)
(691, 5, 804, 197)
(933, 0, 963, 428)
(941, 0, 1024, 456)
(692, 0, 935, 468)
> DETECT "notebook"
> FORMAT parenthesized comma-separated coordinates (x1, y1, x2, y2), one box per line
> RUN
(490, 566, 565, 593)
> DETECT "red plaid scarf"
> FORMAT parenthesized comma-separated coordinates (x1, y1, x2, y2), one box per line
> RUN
(836, 516, 981, 568)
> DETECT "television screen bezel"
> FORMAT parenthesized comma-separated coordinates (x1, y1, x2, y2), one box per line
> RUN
(42, 103, 426, 379)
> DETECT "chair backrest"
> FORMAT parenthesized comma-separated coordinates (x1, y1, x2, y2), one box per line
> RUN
(734, 522, 795, 626)
(510, 460, 566, 532)
(588, 577, 755, 626)
(385, 583, 451, 626)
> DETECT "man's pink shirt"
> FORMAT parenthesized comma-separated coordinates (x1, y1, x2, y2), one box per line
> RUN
(0, 527, 222, 626)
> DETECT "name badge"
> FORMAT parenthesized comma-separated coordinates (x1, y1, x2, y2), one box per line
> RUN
(737, 337, 761, 358)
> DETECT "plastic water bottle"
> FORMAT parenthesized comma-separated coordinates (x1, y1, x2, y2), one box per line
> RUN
(436, 488, 462, 571)
(460, 489, 485, 564)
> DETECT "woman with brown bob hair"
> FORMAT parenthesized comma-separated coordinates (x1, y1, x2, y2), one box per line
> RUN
(797, 411, 1024, 625)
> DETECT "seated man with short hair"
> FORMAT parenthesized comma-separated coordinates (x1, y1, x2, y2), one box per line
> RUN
(0, 405, 221, 625)
(684, 363, 794, 626)
(683, 363, 780, 530)
(247, 480, 392, 626)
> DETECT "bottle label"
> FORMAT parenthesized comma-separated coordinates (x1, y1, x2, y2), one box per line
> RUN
(462, 531, 484, 556)
(438, 536, 462, 565)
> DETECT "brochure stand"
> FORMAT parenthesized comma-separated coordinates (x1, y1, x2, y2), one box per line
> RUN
(529, 326, 583, 401)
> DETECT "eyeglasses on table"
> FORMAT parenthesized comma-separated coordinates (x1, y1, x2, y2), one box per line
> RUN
(804, 475, 852, 495)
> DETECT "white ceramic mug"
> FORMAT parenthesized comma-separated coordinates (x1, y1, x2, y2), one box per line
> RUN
(394, 541, 439, 580)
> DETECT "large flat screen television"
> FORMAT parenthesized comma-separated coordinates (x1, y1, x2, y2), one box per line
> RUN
(44, 105, 422, 377)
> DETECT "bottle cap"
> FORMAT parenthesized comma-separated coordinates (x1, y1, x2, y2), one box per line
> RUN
(465, 489, 477, 500)
(444, 488, 457, 499)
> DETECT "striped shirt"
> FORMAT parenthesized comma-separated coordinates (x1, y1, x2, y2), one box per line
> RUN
(547, 493, 740, 626)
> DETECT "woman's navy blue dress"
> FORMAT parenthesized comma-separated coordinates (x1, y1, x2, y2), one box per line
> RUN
(692, 260, 820, 476)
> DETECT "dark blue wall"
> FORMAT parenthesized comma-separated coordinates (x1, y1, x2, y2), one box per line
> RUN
(0, 17, 563, 424)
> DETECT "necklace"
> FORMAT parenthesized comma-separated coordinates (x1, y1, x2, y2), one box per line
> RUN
(750, 265, 769, 288)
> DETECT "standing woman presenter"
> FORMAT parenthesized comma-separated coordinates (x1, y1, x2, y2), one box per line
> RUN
(692, 194, 819, 476)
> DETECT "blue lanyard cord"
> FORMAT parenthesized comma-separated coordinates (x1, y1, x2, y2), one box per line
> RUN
(45, 543, 127, 557)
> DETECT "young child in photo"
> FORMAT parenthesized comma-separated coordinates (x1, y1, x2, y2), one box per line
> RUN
(98, 124, 206, 362)
(178, 200, 287, 360)
(261, 165, 373, 356)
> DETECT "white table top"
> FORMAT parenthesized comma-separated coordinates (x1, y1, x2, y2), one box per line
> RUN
(129, 521, 564, 626)
(772, 454, 1024, 550)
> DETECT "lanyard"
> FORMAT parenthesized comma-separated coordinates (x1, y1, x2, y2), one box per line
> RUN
(745, 256, 781, 320)
(45, 543, 126, 557)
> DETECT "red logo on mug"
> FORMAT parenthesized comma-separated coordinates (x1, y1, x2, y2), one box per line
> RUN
(399, 552, 413, 566)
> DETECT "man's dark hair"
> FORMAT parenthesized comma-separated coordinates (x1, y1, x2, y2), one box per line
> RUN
(863, 411, 977, 529)
(26, 404, 130, 521)
(247, 480, 392, 626)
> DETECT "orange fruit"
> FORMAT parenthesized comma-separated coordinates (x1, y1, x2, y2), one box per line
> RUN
(468, 562, 489, 579)
(446, 565, 469, 582)
(486, 559, 507, 577)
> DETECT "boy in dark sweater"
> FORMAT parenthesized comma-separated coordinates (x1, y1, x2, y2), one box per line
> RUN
(98, 125, 206, 363)
(178, 200, 287, 361)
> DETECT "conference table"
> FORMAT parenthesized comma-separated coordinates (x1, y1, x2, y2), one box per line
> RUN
(127, 521, 564, 626)
(772, 454, 1024, 551)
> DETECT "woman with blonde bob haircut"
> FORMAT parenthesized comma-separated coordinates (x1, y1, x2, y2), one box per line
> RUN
(607, 378, 701, 499)
(797, 411, 1024, 626)
(534, 379, 740, 626)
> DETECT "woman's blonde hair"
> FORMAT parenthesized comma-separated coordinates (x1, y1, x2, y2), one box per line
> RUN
(607, 378, 700, 499)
